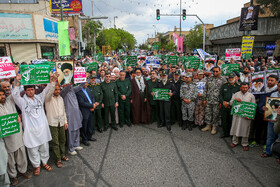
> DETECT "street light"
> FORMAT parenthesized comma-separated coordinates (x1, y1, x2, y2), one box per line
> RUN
(153, 25, 157, 40)
(114, 16, 118, 29)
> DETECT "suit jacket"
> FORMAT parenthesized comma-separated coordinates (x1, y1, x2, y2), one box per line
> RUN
(76, 88, 95, 120)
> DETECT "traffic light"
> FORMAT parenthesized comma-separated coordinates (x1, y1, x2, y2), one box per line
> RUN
(156, 9, 160, 20)
(182, 9, 186, 20)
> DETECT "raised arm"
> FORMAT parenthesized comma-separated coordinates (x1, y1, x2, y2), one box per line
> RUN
(11, 74, 25, 111)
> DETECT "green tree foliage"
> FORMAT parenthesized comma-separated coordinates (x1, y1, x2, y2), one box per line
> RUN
(82, 20, 103, 53)
(96, 28, 136, 51)
(138, 43, 148, 50)
(256, 0, 280, 17)
(153, 33, 175, 52)
(184, 25, 203, 50)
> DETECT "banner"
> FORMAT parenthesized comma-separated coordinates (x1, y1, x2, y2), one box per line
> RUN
(221, 64, 240, 76)
(19, 65, 50, 85)
(225, 48, 241, 61)
(184, 56, 200, 69)
(74, 67, 87, 84)
(50, 0, 83, 14)
(204, 55, 216, 71)
(196, 82, 206, 94)
(82, 62, 99, 73)
(94, 53, 105, 62)
(231, 100, 257, 120)
(152, 88, 170, 101)
(168, 56, 178, 65)
(251, 71, 265, 94)
(239, 5, 260, 31)
(125, 56, 137, 67)
(146, 56, 160, 68)
(0, 57, 16, 79)
(0, 13, 34, 39)
(32, 59, 48, 64)
(43, 18, 58, 40)
(177, 36, 183, 53)
(241, 36, 255, 60)
(58, 21, 71, 57)
(0, 113, 20, 138)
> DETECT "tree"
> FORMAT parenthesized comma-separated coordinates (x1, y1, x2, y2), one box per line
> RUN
(82, 20, 103, 54)
(184, 25, 203, 51)
(256, 0, 280, 17)
(96, 28, 136, 51)
(138, 43, 148, 50)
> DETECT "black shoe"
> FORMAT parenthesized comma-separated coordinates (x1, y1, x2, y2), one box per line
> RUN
(88, 138, 97, 142)
(103, 127, 109, 131)
(82, 141, 90, 146)
(112, 126, 118, 131)
(220, 134, 230, 138)
(167, 126, 171, 131)
(119, 124, 123, 128)
(97, 129, 103, 133)
(127, 123, 132, 127)
(188, 126, 192, 131)
(157, 124, 163, 128)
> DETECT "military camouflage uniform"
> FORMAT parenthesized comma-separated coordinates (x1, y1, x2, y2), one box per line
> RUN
(180, 82, 198, 122)
(194, 78, 207, 126)
(203, 76, 227, 127)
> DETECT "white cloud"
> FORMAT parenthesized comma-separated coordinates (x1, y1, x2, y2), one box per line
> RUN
(83, 0, 249, 45)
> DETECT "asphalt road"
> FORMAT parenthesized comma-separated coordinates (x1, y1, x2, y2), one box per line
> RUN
(17, 123, 280, 187)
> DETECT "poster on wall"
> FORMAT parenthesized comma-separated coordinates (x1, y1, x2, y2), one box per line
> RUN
(239, 5, 260, 31)
(0, 13, 34, 39)
(43, 18, 58, 40)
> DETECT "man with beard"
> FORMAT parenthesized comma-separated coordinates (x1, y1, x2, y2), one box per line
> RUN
(130, 68, 150, 125)
(60, 63, 73, 86)
(219, 72, 240, 138)
(194, 70, 206, 129)
(157, 70, 175, 131)
(170, 70, 183, 127)
(239, 66, 251, 83)
(147, 70, 160, 124)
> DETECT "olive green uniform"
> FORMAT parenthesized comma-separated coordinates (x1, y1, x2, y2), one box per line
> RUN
(101, 81, 118, 129)
(219, 82, 240, 136)
(116, 79, 131, 126)
(88, 83, 103, 131)
(147, 78, 160, 124)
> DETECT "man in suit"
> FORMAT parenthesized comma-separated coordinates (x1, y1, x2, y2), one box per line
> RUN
(76, 84, 97, 146)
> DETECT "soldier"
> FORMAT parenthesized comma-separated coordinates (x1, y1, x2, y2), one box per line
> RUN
(202, 66, 227, 135)
(170, 70, 183, 127)
(101, 72, 118, 131)
(194, 70, 207, 129)
(88, 74, 104, 133)
(147, 70, 160, 124)
(157, 70, 175, 131)
(219, 72, 240, 138)
(180, 72, 198, 130)
(116, 71, 132, 127)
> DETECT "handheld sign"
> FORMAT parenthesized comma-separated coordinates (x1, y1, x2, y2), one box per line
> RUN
(0, 57, 16, 79)
(152, 88, 170, 101)
(231, 100, 257, 120)
(74, 67, 87, 84)
(0, 113, 20, 138)
(19, 64, 50, 85)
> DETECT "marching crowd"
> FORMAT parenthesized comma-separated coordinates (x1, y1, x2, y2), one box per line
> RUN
(0, 54, 280, 186)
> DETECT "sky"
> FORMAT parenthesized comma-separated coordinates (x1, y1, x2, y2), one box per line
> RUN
(82, 0, 249, 45)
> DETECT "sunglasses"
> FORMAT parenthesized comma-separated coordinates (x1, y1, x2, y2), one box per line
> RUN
(213, 71, 219, 73)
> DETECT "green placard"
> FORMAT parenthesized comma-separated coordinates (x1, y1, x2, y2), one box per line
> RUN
(221, 64, 240, 76)
(231, 100, 257, 120)
(126, 56, 137, 67)
(152, 88, 170, 101)
(94, 53, 105, 62)
(41, 61, 55, 72)
(20, 64, 50, 85)
(242, 53, 251, 60)
(152, 44, 159, 50)
(82, 62, 99, 72)
(184, 56, 200, 69)
(168, 56, 178, 65)
(0, 113, 19, 138)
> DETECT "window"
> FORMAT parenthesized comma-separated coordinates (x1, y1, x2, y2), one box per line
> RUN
(0, 48, 6, 56)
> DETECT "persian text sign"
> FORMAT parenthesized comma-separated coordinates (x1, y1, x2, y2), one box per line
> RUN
(168, 56, 178, 65)
(241, 36, 255, 60)
(0, 57, 16, 79)
(0, 13, 34, 39)
(19, 65, 50, 85)
(43, 18, 58, 40)
(231, 100, 257, 120)
(126, 56, 137, 67)
(50, 0, 83, 14)
(152, 88, 170, 101)
(74, 67, 87, 84)
(225, 48, 241, 61)
(221, 64, 240, 76)
(0, 113, 19, 138)
(82, 62, 99, 72)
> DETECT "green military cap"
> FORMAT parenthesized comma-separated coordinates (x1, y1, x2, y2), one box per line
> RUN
(89, 73, 97, 79)
(174, 70, 180, 75)
(228, 72, 236, 78)
(162, 70, 168, 76)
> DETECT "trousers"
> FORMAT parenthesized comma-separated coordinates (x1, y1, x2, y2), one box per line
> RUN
(7, 146, 28, 178)
(27, 142, 49, 168)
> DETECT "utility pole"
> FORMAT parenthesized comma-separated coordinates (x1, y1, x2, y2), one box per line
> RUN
(60, 0, 63, 21)
(114, 16, 118, 29)
(179, 0, 182, 36)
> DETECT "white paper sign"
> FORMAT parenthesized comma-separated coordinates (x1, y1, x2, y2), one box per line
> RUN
(0, 57, 16, 79)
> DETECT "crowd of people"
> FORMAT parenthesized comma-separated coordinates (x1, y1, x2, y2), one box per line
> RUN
(0, 53, 280, 186)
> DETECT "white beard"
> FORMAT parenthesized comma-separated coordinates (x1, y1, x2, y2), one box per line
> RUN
(64, 72, 73, 84)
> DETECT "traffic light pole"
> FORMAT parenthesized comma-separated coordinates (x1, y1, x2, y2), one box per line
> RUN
(159, 14, 206, 51)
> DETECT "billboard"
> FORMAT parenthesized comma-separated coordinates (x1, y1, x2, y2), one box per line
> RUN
(50, 0, 83, 14)
(0, 13, 34, 39)
(239, 5, 260, 31)
(43, 18, 58, 40)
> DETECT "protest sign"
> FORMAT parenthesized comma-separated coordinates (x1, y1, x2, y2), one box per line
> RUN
(94, 53, 105, 62)
(152, 88, 170, 101)
(82, 62, 99, 73)
(251, 71, 265, 94)
(125, 56, 137, 67)
(19, 64, 50, 85)
(0, 113, 20, 138)
(231, 100, 257, 120)
(265, 70, 279, 93)
(32, 59, 48, 64)
(221, 64, 240, 76)
(225, 48, 241, 61)
(74, 67, 87, 84)
(264, 97, 280, 121)
(241, 36, 254, 60)
(204, 55, 216, 71)
(56, 61, 74, 87)
(184, 56, 200, 69)
(0, 57, 16, 79)
(167, 56, 178, 65)
(146, 56, 161, 68)
(239, 5, 260, 31)
(196, 82, 206, 94)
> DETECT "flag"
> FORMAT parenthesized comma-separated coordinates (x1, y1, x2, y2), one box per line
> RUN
(58, 21, 70, 56)
(177, 36, 183, 53)
(173, 32, 177, 44)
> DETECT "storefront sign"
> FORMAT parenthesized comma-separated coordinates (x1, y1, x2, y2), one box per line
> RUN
(43, 18, 58, 40)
